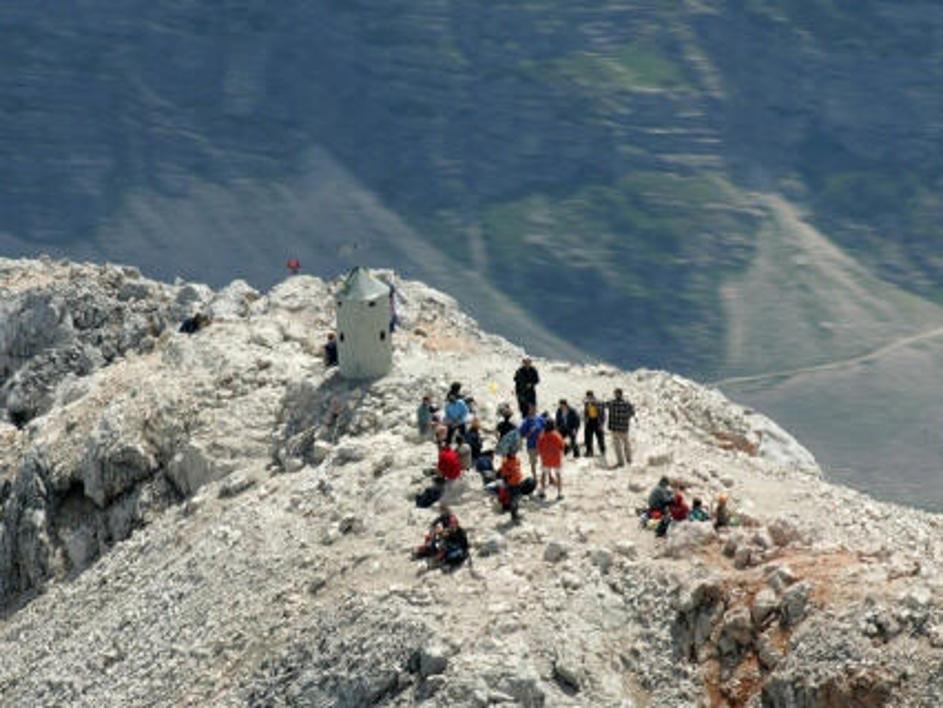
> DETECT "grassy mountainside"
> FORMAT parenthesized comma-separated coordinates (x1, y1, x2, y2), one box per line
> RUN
(4, 4, 943, 388)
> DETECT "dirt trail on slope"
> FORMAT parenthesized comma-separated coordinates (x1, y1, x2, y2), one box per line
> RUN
(714, 324, 943, 387)
(720, 193, 943, 384)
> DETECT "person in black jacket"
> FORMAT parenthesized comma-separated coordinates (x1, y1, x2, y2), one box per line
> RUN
(179, 312, 210, 335)
(323, 333, 339, 367)
(496, 404, 516, 441)
(513, 357, 540, 417)
(583, 391, 606, 458)
(555, 399, 581, 458)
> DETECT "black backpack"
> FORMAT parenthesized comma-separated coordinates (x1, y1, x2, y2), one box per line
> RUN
(415, 485, 443, 509)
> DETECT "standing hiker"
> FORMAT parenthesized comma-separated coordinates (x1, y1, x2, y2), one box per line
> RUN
(607, 388, 636, 468)
(464, 418, 484, 462)
(323, 333, 339, 367)
(537, 419, 566, 500)
(583, 391, 606, 458)
(444, 392, 470, 445)
(513, 357, 540, 417)
(555, 399, 581, 458)
(519, 403, 545, 480)
(496, 404, 516, 442)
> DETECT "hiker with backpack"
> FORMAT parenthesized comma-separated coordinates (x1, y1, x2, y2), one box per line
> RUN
(513, 357, 540, 417)
(583, 391, 606, 458)
(607, 388, 636, 468)
(555, 400, 581, 458)
(537, 419, 566, 500)
(519, 403, 545, 481)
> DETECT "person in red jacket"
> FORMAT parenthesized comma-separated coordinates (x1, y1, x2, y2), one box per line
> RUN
(437, 443, 462, 482)
(669, 491, 690, 521)
(537, 420, 566, 500)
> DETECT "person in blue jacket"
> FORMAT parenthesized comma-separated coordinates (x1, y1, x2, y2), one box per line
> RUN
(444, 392, 469, 445)
(518, 403, 545, 480)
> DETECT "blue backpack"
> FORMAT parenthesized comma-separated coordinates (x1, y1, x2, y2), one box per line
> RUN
(496, 429, 522, 456)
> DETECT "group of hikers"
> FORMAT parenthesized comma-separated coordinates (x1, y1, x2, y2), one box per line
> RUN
(407, 356, 741, 570)
(409, 357, 650, 569)
(640, 475, 733, 537)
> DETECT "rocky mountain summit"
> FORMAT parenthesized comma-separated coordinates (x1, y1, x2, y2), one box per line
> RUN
(1, 257, 942, 706)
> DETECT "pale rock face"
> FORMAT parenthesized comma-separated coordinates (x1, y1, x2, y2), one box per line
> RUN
(664, 520, 716, 558)
(0, 258, 941, 707)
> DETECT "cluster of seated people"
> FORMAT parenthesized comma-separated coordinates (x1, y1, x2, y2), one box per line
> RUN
(415, 383, 553, 528)
(641, 476, 733, 537)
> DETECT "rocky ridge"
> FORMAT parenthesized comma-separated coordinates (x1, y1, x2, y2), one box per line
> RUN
(0, 258, 942, 706)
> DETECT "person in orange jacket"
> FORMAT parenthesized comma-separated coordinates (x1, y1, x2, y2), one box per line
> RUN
(537, 420, 566, 500)
(499, 453, 524, 522)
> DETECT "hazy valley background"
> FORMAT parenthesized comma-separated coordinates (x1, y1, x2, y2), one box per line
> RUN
(4, 1, 943, 508)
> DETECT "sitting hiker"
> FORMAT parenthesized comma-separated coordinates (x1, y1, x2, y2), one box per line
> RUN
(669, 491, 690, 521)
(647, 476, 675, 516)
(437, 443, 463, 482)
(323, 332, 339, 367)
(537, 420, 566, 500)
(417, 395, 436, 439)
(714, 494, 731, 530)
(456, 435, 474, 471)
(498, 453, 525, 523)
(689, 498, 710, 522)
(414, 504, 457, 558)
(475, 451, 497, 483)
(414, 504, 468, 569)
(433, 415, 448, 446)
(179, 312, 210, 335)
(439, 518, 469, 569)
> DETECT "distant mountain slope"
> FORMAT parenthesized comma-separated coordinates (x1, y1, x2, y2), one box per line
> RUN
(5, 1, 943, 373)
(5, 0, 943, 507)
(721, 194, 943, 377)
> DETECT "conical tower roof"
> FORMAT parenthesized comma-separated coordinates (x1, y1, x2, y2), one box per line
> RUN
(337, 267, 390, 302)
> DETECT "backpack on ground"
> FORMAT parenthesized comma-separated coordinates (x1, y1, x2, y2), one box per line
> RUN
(415, 485, 443, 508)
